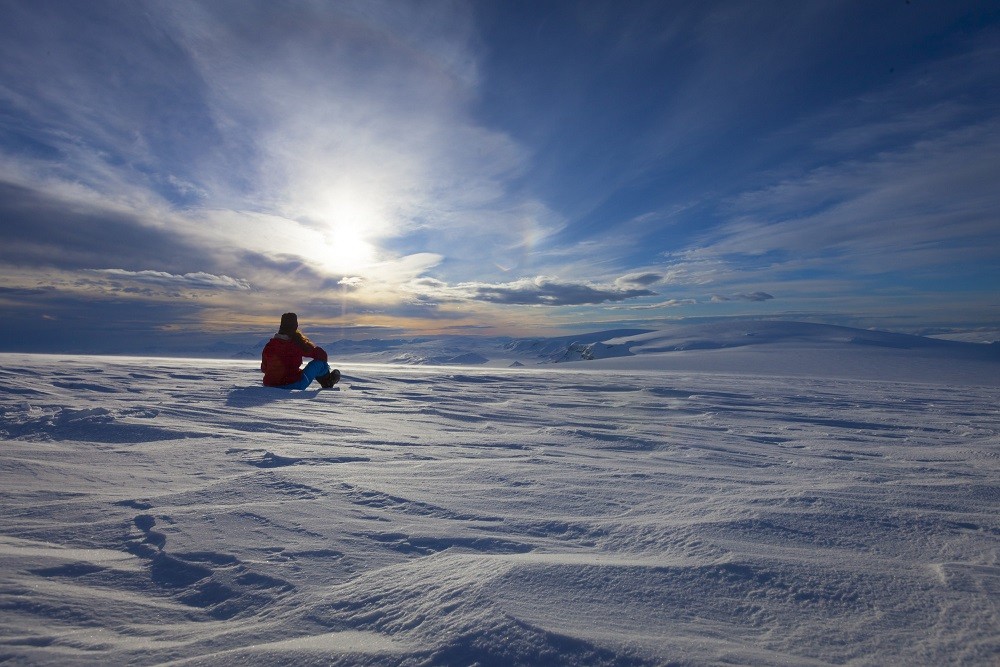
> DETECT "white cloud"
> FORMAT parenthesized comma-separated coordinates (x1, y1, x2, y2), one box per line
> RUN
(406, 275, 656, 307)
(615, 272, 663, 288)
(710, 292, 774, 303)
(615, 298, 697, 311)
(90, 269, 251, 291)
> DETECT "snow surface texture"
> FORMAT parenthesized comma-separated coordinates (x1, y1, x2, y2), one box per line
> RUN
(1, 324, 999, 665)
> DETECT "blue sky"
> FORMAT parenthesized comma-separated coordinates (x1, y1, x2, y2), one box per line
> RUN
(1, 0, 998, 351)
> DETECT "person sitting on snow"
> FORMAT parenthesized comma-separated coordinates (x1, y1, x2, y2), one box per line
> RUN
(261, 312, 340, 389)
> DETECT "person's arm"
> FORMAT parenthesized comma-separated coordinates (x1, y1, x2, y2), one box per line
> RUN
(293, 332, 328, 361)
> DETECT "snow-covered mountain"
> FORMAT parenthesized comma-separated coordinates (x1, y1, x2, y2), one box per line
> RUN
(309, 328, 652, 367)
(296, 321, 999, 384)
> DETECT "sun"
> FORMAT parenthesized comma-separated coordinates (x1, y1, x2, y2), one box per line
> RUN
(304, 190, 383, 274)
(323, 221, 377, 272)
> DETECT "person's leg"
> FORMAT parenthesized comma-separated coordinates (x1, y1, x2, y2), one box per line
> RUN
(277, 360, 330, 390)
(300, 359, 331, 387)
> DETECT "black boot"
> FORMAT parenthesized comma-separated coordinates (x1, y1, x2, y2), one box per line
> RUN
(318, 369, 340, 388)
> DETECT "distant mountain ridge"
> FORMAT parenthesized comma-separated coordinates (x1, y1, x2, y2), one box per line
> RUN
(282, 321, 998, 370)
(13, 319, 994, 384)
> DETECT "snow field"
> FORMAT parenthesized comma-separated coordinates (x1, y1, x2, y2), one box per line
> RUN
(0, 353, 998, 665)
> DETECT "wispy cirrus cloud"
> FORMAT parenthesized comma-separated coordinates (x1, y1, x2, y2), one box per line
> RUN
(615, 298, 697, 311)
(652, 114, 1000, 312)
(89, 269, 251, 291)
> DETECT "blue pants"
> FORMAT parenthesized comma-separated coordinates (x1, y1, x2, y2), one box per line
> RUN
(277, 359, 331, 390)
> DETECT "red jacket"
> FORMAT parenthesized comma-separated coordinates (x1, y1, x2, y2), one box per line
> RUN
(261, 334, 328, 387)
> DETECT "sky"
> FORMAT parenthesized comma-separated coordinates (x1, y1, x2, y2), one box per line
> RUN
(0, 0, 998, 352)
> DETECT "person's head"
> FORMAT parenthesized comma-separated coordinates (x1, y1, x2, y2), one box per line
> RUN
(279, 312, 298, 335)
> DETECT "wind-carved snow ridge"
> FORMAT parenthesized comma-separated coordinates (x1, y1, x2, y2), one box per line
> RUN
(0, 345, 998, 665)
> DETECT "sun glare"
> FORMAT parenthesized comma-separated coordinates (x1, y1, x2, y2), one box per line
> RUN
(324, 222, 376, 272)
(306, 190, 383, 274)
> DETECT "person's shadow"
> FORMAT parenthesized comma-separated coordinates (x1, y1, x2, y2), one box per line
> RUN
(225, 386, 324, 407)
